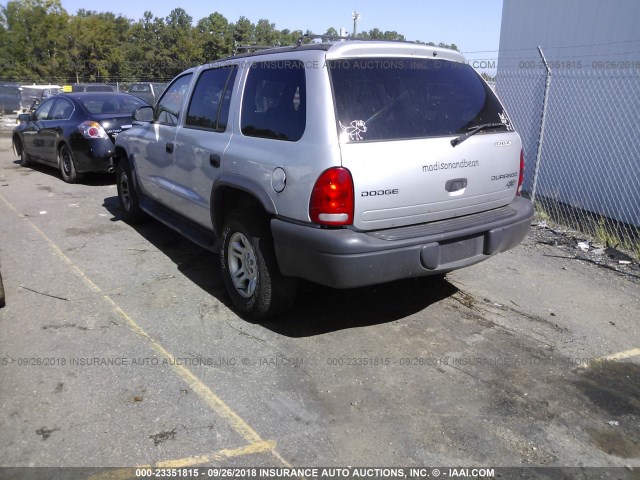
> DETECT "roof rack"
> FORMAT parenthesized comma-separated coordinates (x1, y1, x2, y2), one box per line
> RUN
(233, 45, 278, 55)
(295, 33, 352, 47)
(294, 33, 422, 48)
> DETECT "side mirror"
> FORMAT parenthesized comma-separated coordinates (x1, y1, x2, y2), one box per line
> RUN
(133, 106, 154, 123)
(17, 113, 31, 124)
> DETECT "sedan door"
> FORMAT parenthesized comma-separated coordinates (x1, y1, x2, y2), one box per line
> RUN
(20, 98, 55, 162)
(38, 97, 75, 164)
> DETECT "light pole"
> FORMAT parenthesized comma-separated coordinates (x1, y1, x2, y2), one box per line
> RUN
(352, 11, 360, 37)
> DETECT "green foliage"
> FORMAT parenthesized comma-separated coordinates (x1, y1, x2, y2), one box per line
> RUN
(0, 1, 460, 82)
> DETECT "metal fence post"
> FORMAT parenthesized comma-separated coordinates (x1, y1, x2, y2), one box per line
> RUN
(530, 46, 552, 205)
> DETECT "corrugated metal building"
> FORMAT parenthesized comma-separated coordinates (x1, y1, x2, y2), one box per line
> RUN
(496, 0, 639, 232)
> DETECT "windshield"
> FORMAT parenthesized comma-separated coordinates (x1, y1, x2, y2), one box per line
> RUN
(329, 58, 508, 142)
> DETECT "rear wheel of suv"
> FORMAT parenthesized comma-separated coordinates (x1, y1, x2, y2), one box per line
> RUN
(221, 211, 298, 319)
(59, 144, 80, 183)
(116, 157, 146, 224)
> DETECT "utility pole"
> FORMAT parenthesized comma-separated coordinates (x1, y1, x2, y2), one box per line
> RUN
(352, 11, 360, 37)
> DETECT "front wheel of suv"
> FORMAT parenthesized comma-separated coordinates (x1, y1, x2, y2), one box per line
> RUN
(220, 211, 297, 320)
(116, 157, 146, 224)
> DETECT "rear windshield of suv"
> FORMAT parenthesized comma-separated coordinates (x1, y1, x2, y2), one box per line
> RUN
(328, 58, 508, 142)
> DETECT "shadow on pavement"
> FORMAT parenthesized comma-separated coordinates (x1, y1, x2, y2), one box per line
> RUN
(12, 159, 115, 186)
(103, 195, 458, 337)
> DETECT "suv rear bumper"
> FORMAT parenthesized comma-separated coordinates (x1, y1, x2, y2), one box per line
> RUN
(271, 196, 534, 288)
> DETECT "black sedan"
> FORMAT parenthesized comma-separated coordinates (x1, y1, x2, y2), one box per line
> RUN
(12, 92, 148, 183)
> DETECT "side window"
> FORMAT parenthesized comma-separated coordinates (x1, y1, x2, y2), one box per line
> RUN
(49, 98, 74, 120)
(155, 74, 193, 125)
(34, 99, 55, 120)
(185, 66, 237, 132)
(241, 60, 306, 141)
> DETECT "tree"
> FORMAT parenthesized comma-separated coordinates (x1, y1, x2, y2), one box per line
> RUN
(1, 0, 70, 80)
(322, 27, 338, 41)
(0, 4, 461, 82)
(481, 72, 496, 82)
(232, 16, 254, 47)
(197, 12, 233, 61)
(162, 8, 201, 75)
(66, 11, 132, 82)
(254, 19, 279, 46)
(279, 28, 303, 46)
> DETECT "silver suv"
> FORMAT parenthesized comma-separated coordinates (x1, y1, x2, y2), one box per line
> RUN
(114, 40, 533, 319)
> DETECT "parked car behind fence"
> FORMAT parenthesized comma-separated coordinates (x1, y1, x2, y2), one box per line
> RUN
(126, 82, 167, 106)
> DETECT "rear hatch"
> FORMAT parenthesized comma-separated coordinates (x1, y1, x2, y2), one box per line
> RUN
(328, 57, 522, 231)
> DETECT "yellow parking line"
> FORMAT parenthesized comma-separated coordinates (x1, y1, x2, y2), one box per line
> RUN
(156, 439, 276, 468)
(87, 441, 277, 479)
(0, 193, 292, 468)
(100, 295, 264, 444)
(595, 347, 640, 363)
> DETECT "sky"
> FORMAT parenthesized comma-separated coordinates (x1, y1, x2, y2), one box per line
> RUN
(53, 0, 504, 65)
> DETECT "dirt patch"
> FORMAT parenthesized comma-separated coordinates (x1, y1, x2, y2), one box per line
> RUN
(529, 222, 640, 280)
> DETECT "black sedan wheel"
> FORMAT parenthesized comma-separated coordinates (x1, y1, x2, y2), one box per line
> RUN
(59, 144, 80, 183)
(16, 138, 30, 167)
(20, 149, 31, 167)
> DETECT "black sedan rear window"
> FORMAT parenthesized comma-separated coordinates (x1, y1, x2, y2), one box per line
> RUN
(79, 95, 147, 115)
(329, 58, 507, 142)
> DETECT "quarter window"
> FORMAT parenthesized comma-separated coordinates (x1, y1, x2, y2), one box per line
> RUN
(186, 66, 237, 132)
(155, 74, 193, 125)
(241, 61, 306, 141)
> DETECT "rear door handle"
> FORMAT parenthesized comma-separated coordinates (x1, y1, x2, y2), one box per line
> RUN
(166, 142, 174, 153)
(209, 153, 221, 168)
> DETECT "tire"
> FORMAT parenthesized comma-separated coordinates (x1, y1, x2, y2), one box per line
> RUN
(220, 211, 298, 319)
(0, 270, 5, 308)
(116, 157, 146, 224)
(59, 144, 80, 183)
(17, 139, 30, 167)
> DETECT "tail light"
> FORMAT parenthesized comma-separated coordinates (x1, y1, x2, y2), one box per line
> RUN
(517, 149, 525, 196)
(78, 121, 108, 139)
(309, 167, 354, 226)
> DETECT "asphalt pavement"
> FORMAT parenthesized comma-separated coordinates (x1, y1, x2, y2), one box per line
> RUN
(0, 131, 638, 477)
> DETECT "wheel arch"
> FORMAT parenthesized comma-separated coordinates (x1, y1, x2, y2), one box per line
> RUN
(113, 146, 141, 189)
(211, 174, 278, 236)
(56, 140, 73, 165)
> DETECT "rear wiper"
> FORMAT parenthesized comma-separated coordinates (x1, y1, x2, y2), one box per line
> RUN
(450, 123, 505, 147)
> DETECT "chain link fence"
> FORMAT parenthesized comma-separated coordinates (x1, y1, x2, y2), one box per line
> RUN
(497, 67, 640, 255)
(1, 80, 170, 115)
